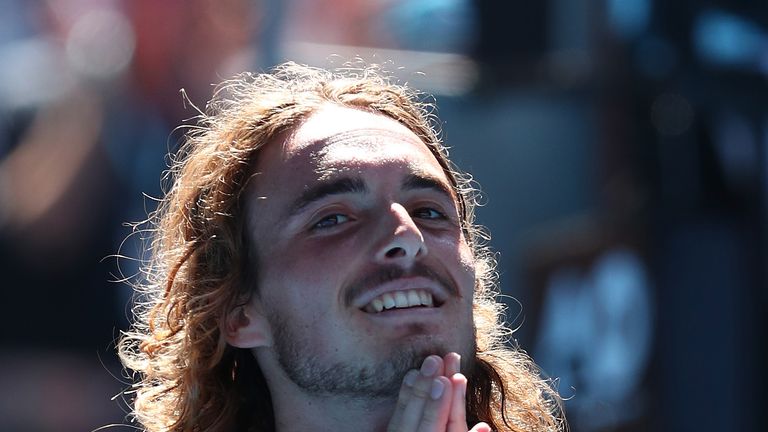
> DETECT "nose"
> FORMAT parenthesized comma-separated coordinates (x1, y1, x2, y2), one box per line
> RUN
(374, 203, 428, 264)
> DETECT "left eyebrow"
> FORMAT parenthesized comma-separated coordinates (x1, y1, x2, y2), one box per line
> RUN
(287, 177, 367, 217)
(402, 174, 455, 202)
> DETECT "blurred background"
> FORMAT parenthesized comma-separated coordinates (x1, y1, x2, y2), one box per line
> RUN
(0, 0, 765, 431)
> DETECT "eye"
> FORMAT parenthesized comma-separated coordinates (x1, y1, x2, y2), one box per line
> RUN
(412, 207, 446, 220)
(312, 213, 350, 230)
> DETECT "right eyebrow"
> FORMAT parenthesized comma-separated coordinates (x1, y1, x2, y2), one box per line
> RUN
(287, 177, 367, 217)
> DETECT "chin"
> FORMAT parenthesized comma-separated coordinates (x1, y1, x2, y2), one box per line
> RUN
(396, 333, 475, 362)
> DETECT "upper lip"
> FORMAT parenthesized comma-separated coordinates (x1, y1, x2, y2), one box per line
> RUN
(350, 276, 448, 310)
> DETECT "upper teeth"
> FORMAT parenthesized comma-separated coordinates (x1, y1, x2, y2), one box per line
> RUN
(364, 289, 434, 313)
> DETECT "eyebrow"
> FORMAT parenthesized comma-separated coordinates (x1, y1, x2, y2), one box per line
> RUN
(288, 177, 367, 216)
(402, 174, 455, 202)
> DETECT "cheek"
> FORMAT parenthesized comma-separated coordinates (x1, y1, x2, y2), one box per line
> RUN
(278, 231, 366, 279)
(428, 233, 477, 294)
(260, 237, 344, 281)
(256, 250, 325, 313)
(455, 238, 478, 293)
(256, 237, 359, 310)
(458, 240, 475, 272)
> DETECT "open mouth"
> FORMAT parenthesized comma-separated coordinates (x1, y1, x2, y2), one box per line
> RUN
(361, 288, 441, 313)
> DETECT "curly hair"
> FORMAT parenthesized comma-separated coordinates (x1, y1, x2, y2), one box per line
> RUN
(118, 62, 564, 432)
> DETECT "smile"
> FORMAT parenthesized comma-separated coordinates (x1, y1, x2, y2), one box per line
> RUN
(362, 288, 435, 313)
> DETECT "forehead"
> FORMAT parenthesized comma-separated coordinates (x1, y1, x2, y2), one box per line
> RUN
(289, 105, 426, 154)
(254, 105, 447, 188)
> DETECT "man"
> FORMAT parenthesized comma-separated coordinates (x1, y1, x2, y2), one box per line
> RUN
(119, 62, 562, 431)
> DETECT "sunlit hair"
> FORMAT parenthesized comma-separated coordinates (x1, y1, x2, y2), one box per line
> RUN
(119, 62, 564, 432)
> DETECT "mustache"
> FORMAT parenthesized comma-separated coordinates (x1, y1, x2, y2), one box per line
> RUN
(343, 262, 459, 306)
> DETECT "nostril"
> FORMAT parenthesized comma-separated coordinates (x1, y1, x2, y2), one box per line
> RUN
(385, 247, 406, 258)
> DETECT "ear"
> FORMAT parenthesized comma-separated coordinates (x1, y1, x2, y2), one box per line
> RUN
(224, 301, 273, 348)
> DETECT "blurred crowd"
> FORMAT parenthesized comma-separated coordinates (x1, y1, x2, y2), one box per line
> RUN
(0, 2, 260, 430)
(0, 1, 765, 431)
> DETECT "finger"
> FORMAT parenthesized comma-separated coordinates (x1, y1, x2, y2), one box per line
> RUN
(389, 355, 444, 432)
(444, 352, 461, 377)
(447, 373, 468, 432)
(388, 369, 419, 430)
(469, 422, 492, 432)
(416, 376, 452, 432)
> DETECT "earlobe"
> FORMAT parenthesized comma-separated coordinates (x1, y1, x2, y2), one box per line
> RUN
(224, 303, 272, 348)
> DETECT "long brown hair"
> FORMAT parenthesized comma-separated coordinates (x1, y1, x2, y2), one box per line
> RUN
(119, 62, 564, 431)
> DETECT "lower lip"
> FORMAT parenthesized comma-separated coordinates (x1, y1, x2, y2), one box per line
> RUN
(360, 306, 443, 319)
(356, 306, 451, 338)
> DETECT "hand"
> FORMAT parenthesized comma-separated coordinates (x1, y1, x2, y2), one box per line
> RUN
(387, 353, 492, 432)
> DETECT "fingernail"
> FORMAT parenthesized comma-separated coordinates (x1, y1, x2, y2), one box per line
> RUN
(420, 356, 439, 376)
(430, 379, 445, 400)
(404, 370, 418, 387)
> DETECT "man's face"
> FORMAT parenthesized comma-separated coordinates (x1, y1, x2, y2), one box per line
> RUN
(243, 104, 476, 398)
